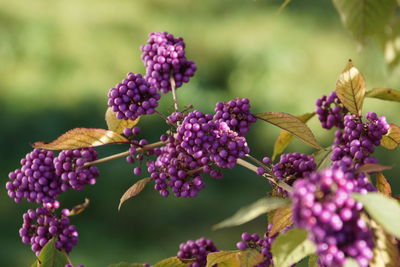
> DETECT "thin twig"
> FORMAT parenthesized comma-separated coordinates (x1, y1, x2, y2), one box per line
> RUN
(245, 154, 271, 172)
(170, 76, 179, 112)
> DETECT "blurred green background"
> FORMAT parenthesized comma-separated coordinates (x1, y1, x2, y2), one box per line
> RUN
(1, 0, 400, 266)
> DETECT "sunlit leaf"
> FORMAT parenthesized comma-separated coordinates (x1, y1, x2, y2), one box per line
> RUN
(313, 148, 332, 171)
(376, 172, 392, 196)
(206, 251, 240, 267)
(33, 128, 129, 150)
(213, 197, 290, 230)
(118, 177, 152, 211)
(356, 163, 393, 174)
(352, 193, 400, 239)
(332, 0, 397, 42)
(269, 205, 293, 237)
(237, 249, 264, 267)
(343, 258, 358, 267)
(381, 123, 400, 150)
(335, 60, 365, 117)
(256, 112, 322, 150)
(105, 107, 140, 134)
(68, 198, 90, 216)
(272, 228, 316, 267)
(365, 88, 400, 102)
(37, 238, 71, 267)
(108, 263, 147, 267)
(153, 257, 189, 267)
(272, 112, 315, 160)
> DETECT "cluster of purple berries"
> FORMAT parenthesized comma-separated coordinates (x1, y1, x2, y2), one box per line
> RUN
(177, 237, 219, 267)
(236, 231, 274, 267)
(291, 167, 375, 267)
(331, 112, 389, 168)
(141, 32, 197, 94)
(20, 206, 79, 256)
(272, 152, 316, 196)
(316, 92, 348, 129)
(6, 149, 62, 204)
(54, 148, 100, 191)
(107, 73, 160, 121)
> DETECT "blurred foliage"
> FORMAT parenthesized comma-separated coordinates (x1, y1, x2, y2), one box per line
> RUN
(1, 0, 400, 266)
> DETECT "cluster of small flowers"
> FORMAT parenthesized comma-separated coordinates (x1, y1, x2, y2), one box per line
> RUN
(316, 92, 348, 129)
(236, 231, 274, 267)
(54, 148, 100, 191)
(6, 149, 62, 204)
(331, 112, 389, 168)
(141, 32, 197, 93)
(20, 205, 78, 256)
(291, 167, 375, 267)
(271, 152, 316, 196)
(107, 73, 160, 121)
(177, 237, 219, 267)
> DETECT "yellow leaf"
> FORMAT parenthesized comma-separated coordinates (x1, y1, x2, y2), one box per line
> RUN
(335, 60, 365, 117)
(365, 88, 400, 102)
(381, 123, 400, 150)
(105, 107, 140, 134)
(376, 172, 392, 197)
(269, 205, 293, 237)
(69, 198, 90, 216)
(356, 164, 393, 174)
(118, 177, 152, 211)
(256, 112, 322, 150)
(206, 251, 241, 267)
(33, 128, 129, 150)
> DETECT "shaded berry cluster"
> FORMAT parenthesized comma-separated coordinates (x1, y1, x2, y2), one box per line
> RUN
(316, 92, 348, 129)
(331, 112, 389, 168)
(107, 73, 160, 121)
(213, 98, 257, 136)
(236, 231, 274, 267)
(6, 149, 61, 204)
(141, 32, 197, 94)
(54, 148, 100, 191)
(177, 237, 219, 267)
(20, 206, 78, 256)
(291, 168, 374, 267)
(272, 152, 316, 196)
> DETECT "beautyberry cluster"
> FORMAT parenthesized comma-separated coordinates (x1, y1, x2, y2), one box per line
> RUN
(316, 92, 348, 129)
(141, 32, 197, 93)
(236, 231, 274, 267)
(6, 149, 61, 204)
(177, 237, 219, 267)
(54, 148, 100, 191)
(20, 206, 78, 256)
(107, 73, 160, 121)
(291, 168, 374, 267)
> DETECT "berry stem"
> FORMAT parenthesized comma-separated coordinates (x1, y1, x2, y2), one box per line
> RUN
(236, 158, 293, 193)
(83, 141, 167, 167)
(170, 76, 179, 112)
(245, 154, 271, 172)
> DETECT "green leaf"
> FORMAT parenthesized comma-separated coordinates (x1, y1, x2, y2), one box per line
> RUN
(343, 258, 359, 267)
(256, 112, 322, 150)
(376, 172, 392, 196)
(33, 128, 129, 150)
(312, 148, 332, 171)
(384, 16, 400, 68)
(365, 88, 400, 102)
(269, 205, 293, 237)
(31, 259, 40, 267)
(272, 112, 315, 160)
(153, 257, 189, 267)
(272, 228, 316, 267)
(308, 254, 318, 267)
(381, 123, 400, 150)
(118, 177, 152, 211)
(206, 250, 263, 267)
(335, 60, 365, 117)
(356, 163, 393, 174)
(332, 0, 397, 42)
(108, 263, 147, 267)
(105, 107, 140, 134)
(37, 238, 71, 267)
(68, 198, 90, 216)
(237, 249, 264, 267)
(213, 197, 290, 230)
(352, 193, 400, 239)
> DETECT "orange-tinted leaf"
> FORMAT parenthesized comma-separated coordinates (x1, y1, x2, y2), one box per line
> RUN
(118, 177, 152, 210)
(69, 198, 90, 216)
(336, 60, 365, 117)
(105, 107, 140, 134)
(376, 172, 392, 197)
(381, 123, 400, 150)
(272, 112, 315, 160)
(33, 128, 129, 150)
(365, 88, 400, 102)
(269, 205, 293, 236)
(256, 112, 322, 150)
(356, 164, 393, 174)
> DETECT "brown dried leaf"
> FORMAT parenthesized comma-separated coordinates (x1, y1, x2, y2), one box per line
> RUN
(256, 112, 322, 150)
(335, 60, 365, 117)
(33, 128, 129, 150)
(366, 88, 400, 102)
(269, 205, 293, 237)
(118, 177, 152, 211)
(69, 198, 90, 216)
(381, 123, 400, 150)
(272, 112, 315, 160)
(376, 172, 392, 197)
(105, 107, 140, 134)
(356, 164, 393, 174)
